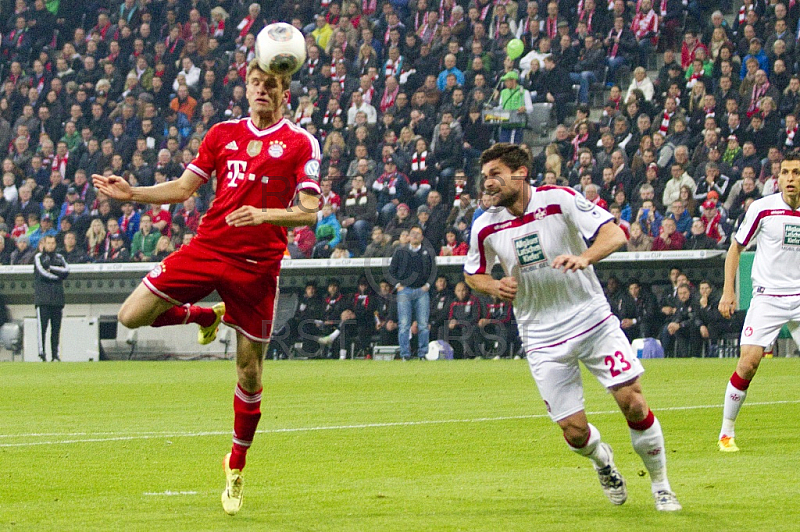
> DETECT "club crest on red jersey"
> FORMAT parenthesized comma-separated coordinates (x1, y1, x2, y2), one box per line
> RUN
(268, 140, 286, 158)
(247, 140, 263, 157)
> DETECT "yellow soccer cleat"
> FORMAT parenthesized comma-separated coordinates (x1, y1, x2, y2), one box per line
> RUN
(221, 452, 244, 515)
(718, 436, 739, 452)
(198, 303, 225, 345)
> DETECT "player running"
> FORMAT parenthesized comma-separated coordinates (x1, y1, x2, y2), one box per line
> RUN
(464, 144, 681, 511)
(717, 154, 800, 452)
(93, 60, 321, 515)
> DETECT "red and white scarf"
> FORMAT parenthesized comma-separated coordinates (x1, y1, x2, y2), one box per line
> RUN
(52, 153, 69, 177)
(411, 151, 429, 184)
(361, 0, 377, 16)
(380, 86, 398, 113)
(608, 28, 622, 58)
(786, 125, 797, 146)
(632, 10, 658, 40)
(748, 81, 770, 116)
(307, 58, 319, 76)
(571, 133, 589, 160)
(385, 58, 400, 79)
(322, 107, 342, 125)
(361, 85, 375, 105)
(546, 17, 558, 39)
(659, 111, 673, 134)
(345, 186, 369, 206)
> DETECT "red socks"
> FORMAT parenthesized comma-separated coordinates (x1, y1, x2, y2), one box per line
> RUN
(151, 304, 217, 328)
(627, 409, 656, 431)
(230, 384, 262, 471)
(730, 371, 751, 391)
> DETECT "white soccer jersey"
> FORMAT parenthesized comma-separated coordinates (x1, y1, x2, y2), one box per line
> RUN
(735, 193, 800, 294)
(465, 186, 615, 348)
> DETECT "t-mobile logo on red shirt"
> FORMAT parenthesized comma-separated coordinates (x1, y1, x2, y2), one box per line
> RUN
(226, 160, 268, 188)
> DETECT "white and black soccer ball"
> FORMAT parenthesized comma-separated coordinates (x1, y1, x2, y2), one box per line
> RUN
(255, 22, 307, 76)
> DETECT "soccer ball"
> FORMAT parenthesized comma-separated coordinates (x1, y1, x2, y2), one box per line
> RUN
(255, 22, 307, 76)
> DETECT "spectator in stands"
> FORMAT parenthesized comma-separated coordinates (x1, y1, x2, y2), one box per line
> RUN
(317, 177, 341, 216)
(666, 199, 693, 236)
(312, 203, 341, 258)
(130, 214, 161, 262)
(363, 226, 392, 258)
(175, 196, 201, 233)
(373, 156, 411, 224)
(700, 199, 727, 244)
(385, 202, 415, 241)
(626, 279, 661, 339)
(408, 137, 436, 204)
(445, 281, 482, 359)
(431, 121, 462, 194)
(29, 214, 57, 250)
(0, 232, 11, 265)
(663, 162, 697, 207)
(570, 34, 605, 105)
(439, 228, 468, 256)
(85, 218, 106, 261)
(118, 201, 140, 242)
(604, 16, 636, 85)
(150, 235, 173, 262)
(428, 275, 453, 342)
(58, 231, 89, 264)
(636, 199, 663, 238)
(660, 283, 703, 357)
(652, 217, 686, 251)
(10, 234, 34, 265)
(340, 174, 377, 255)
(373, 279, 398, 348)
(724, 174, 761, 221)
(103, 232, 130, 263)
(685, 218, 719, 249)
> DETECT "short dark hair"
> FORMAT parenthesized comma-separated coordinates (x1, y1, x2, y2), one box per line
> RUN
(479, 143, 531, 174)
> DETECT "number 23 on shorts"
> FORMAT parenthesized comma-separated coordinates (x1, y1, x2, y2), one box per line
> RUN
(605, 351, 632, 378)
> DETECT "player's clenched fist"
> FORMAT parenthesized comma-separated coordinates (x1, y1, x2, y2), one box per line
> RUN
(494, 276, 518, 301)
(718, 292, 736, 319)
(92, 174, 133, 201)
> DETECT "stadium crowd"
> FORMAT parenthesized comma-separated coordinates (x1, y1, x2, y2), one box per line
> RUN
(0, 0, 786, 355)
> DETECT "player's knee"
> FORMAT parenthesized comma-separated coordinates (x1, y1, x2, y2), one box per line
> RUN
(117, 306, 140, 329)
(737, 348, 762, 379)
(560, 419, 590, 446)
(620, 393, 649, 421)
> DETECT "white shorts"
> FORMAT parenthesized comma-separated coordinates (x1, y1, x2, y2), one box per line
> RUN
(526, 314, 644, 422)
(741, 293, 800, 347)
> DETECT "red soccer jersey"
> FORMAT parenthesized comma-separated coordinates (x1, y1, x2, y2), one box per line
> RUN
(187, 117, 321, 266)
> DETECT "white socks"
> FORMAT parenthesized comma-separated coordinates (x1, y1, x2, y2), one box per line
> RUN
(567, 423, 611, 469)
(629, 414, 671, 493)
(720, 376, 749, 439)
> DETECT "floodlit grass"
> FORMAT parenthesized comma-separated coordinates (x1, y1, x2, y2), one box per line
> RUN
(1, 359, 798, 531)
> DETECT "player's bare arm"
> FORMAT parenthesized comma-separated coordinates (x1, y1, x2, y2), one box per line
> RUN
(464, 273, 518, 302)
(226, 190, 319, 228)
(92, 169, 204, 205)
(718, 239, 744, 319)
(552, 221, 626, 272)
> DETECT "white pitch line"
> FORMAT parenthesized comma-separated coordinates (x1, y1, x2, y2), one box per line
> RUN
(1, 399, 798, 449)
(143, 491, 199, 496)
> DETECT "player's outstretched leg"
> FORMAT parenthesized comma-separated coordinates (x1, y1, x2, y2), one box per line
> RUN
(719, 345, 763, 452)
(560, 412, 627, 505)
(118, 283, 220, 335)
(222, 334, 265, 515)
(612, 379, 680, 511)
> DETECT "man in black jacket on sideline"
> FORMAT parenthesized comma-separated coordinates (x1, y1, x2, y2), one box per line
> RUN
(389, 225, 436, 360)
(34, 235, 69, 361)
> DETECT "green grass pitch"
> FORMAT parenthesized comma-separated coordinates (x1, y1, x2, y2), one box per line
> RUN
(1, 358, 798, 531)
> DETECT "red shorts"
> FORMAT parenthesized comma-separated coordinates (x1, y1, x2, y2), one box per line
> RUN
(143, 244, 280, 343)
